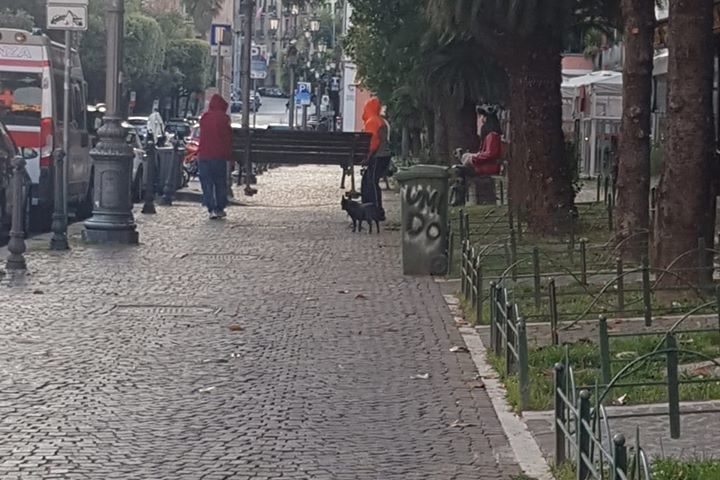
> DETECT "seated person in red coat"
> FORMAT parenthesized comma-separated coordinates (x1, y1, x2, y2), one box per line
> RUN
(459, 106, 503, 175)
(450, 106, 503, 206)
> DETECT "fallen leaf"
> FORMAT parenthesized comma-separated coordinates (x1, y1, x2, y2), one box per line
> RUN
(615, 393, 628, 405)
(197, 386, 216, 393)
(450, 346, 469, 353)
(228, 325, 244, 332)
(355, 294, 368, 300)
(449, 419, 476, 428)
(411, 373, 430, 380)
(305, 297, 319, 301)
(467, 380, 485, 389)
(338, 290, 350, 294)
(32, 290, 44, 295)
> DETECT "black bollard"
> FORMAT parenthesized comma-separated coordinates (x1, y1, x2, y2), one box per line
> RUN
(161, 139, 181, 206)
(142, 141, 157, 214)
(6, 155, 27, 270)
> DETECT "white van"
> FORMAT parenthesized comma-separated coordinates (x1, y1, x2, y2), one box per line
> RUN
(0, 28, 93, 230)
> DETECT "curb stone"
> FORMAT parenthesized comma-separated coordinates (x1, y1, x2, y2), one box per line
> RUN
(440, 286, 554, 480)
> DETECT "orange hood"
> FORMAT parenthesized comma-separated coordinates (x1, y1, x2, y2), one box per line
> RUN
(362, 98, 382, 122)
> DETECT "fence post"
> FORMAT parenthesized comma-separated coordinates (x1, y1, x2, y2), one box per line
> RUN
(489, 281, 497, 354)
(505, 302, 515, 374)
(579, 240, 588, 285)
(518, 319, 530, 411)
(475, 261, 483, 325)
(642, 256, 652, 327)
(464, 212, 470, 241)
(458, 209, 464, 243)
(616, 257, 625, 316)
(470, 247, 477, 307)
(447, 229, 455, 277)
(510, 228, 518, 281)
(460, 241, 466, 297)
(508, 207, 514, 232)
(549, 278, 559, 346)
(666, 333, 681, 439)
(607, 192, 614, 231)
(599, 316, 611, 388)
(554, 363, 567, 466)
(533, 247, 541, 309)
(612, 434, 627, 480)
(577, 390, 592, 480)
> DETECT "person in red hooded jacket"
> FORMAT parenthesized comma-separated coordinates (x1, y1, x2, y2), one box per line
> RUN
(361, 98, 391, 221)
(197, 94, 233, 219)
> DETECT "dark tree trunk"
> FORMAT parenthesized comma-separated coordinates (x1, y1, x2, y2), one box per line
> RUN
(652, 0, 715, 288)
(615, 0, 655, 261)
(432, 106, 448, 164)
(508, 38, 575, 233)
(508, 79, 527, 212)
(445, 101, 480, 163)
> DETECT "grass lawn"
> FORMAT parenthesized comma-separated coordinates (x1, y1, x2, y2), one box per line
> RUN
(488, 330, 720, 412)
(555, 459, 720, 480)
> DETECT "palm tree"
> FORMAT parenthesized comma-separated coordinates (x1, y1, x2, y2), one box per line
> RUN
(426, 0, 619, 233)
(415, 35, 507, 164)
(652, 0, 716, 287)
(614, 0, 655, 261)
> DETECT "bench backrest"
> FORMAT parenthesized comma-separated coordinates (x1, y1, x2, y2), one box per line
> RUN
(232, 128, 371, 166)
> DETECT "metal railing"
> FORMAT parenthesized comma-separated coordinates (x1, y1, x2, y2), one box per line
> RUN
(554, 361, 653, 480)
(488, 281, 530, 411)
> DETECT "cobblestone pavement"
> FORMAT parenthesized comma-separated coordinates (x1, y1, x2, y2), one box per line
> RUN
(0, 166, 520, 479)
(525, 400, 720, 463)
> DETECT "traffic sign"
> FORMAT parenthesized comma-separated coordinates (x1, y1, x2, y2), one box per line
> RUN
(210, 24, 232, 57)
(47, 0, 88, 31)
(296, 82, 312, 106)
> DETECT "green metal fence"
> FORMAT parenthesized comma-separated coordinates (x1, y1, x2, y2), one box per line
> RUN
(488, 281, 530, 411)
(554, 361, 653, 480)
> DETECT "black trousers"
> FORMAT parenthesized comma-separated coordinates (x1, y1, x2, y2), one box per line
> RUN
(361, 156, 391, 212)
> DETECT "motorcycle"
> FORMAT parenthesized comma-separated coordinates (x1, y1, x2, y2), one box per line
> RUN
(182, 135, 199, 187)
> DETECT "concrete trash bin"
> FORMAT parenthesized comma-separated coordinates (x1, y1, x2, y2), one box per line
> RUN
(395, 165, 450, 276)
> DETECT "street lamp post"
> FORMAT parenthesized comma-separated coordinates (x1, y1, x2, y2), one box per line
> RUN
(83, 0, 138, 244)
(287, 44, 298, 129)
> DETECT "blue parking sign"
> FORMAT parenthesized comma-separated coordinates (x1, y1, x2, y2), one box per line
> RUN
(296, 82, 312, 106)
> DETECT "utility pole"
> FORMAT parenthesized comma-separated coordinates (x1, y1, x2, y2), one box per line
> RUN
(241, 0, 254, 194)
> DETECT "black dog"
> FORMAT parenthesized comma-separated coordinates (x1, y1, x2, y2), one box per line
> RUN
(341, 197, 381, 234)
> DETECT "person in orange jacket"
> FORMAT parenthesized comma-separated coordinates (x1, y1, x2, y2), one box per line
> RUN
(361, 98, 391, 221)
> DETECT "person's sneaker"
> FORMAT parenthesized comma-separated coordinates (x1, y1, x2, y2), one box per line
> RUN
(215, 210, 227, 218)
(209, 211, 218, 220)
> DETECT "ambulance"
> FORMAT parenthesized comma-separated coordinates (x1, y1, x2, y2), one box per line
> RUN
(0, 28, 93, 230)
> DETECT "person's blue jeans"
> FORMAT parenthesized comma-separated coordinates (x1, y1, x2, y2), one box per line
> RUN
(198, 159, 228, 213)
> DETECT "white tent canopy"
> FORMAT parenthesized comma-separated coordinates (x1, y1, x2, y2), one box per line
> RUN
(561, 71, 623, 99)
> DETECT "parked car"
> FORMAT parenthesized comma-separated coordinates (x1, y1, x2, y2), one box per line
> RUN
(0, 120, 17, 235)
(165, 118, 192, 142)
(258, 87, 287, 98)
(127, 116, 149, 142)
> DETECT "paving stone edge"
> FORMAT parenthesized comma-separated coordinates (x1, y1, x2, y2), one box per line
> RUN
(439, 283, 554, 480)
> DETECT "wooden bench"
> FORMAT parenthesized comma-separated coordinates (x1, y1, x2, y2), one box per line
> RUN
(232, 128, 371, 196)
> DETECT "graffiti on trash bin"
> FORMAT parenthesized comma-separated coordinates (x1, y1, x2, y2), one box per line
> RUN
(404, 184, 443, 244)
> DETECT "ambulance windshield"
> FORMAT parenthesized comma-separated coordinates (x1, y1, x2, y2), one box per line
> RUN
(0, 71, 42, 126)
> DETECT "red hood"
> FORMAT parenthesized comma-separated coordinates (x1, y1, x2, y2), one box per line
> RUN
(209, 94, 228, 112)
